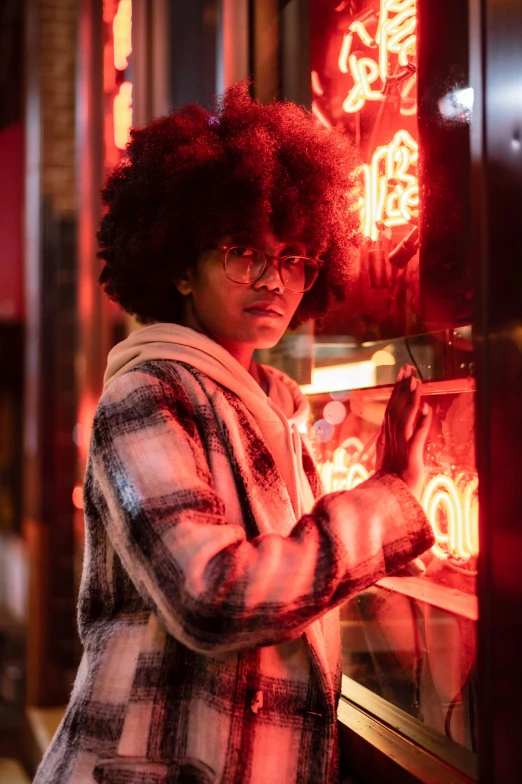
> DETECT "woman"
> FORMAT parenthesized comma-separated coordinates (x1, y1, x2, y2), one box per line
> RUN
(34, 84, 434, 784)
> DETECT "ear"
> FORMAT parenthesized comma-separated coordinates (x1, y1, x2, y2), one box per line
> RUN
(174, 274, 192, 296)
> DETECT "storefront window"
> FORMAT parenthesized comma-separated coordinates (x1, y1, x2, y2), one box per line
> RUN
(304, 330, 478, 759)
(305, 0, 477, 770)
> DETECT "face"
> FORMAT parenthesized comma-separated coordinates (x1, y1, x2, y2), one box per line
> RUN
(176, 230, 307, 353)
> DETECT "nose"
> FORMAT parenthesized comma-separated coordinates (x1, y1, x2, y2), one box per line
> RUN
(252, 256, 285, 293)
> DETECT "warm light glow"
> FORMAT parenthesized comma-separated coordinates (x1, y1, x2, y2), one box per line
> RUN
(311, 70, 324, 96)
(72, 485, 84, 510)
(320, 448, 370, 492)
(114, 81, 133, 149)
(338, 33, 353, 74)
(343, 56, 384, 113)
(312, 101, 332, 129)
(371, 349, 396, 366)
(323, 400, 348, 425)
(463, 477, 479, 556)
(346, 463, 370, 488)
(423, 474, 479, 561)
(113, 0, 132, 71)
(349, 20, 375, 48)
(317, 444, 479, 561)
(340, 0, 417, 114)
(300, 362, 376, 395)
(361, 129, 418, 240)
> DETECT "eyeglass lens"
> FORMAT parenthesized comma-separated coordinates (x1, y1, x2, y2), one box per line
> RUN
(225, 247, 317, 292)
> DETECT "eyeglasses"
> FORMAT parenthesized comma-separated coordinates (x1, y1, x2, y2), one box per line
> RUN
(220, 245, 320, 293)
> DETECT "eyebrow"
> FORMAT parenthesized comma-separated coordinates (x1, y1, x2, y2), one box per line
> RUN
(229, 234, 307, 255)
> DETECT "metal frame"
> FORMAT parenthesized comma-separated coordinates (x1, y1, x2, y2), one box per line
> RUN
(338, 697, 476, 784)
(471, 0, 522, 779)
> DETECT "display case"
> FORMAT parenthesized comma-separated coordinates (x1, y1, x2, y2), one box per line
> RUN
(296, 1, 479, 777)
(303, 330, 478, 777)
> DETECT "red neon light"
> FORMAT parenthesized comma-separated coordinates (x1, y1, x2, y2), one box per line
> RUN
(340, 0, 417, 114)
(114, 81, 133, 150)
(338, 33, 353, 74)
(72, 485, 84, 510)
(424, 475, 479, 561)
(343, 55, 385, 113)
(113, 0, 132, 71)
(361, 128, 418, 240)
(311, 70, 324, 96)
(319, 446, 479, 562)
(312, 101, 332, 129)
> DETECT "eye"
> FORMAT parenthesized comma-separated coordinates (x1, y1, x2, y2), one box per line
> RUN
(230, 246, 255, 258)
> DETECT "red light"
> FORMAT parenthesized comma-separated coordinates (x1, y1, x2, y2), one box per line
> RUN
(113, 0, 132, 71)
(323, 401, 347, 425)
(114, 81, 133, 150)
(340, 0, 417, 114)
(362, 129, 419, 240)
(311, 70, 324, 97)
(72, 485, 84, 510)
(318, 445, 479, 561)
(312, 101, 332, 129)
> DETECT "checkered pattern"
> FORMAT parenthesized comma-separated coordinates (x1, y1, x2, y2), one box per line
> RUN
(34, 360, 434, 784)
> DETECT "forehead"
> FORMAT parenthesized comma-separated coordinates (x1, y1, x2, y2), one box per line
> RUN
(223, 229, 306, 250)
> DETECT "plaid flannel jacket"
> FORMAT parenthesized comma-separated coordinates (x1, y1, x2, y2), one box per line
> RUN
(34, 360, 434, 784)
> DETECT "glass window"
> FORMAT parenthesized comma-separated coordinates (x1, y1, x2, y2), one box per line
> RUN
(303, 331, 477, 762)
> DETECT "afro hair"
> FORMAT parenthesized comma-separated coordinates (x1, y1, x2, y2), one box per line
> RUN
(97, 82, 361, 329)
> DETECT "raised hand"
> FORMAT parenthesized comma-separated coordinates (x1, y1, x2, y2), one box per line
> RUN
(376, 364, 432, 501)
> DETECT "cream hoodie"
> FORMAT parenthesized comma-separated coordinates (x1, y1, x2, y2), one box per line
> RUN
(104, 323, 316, 523)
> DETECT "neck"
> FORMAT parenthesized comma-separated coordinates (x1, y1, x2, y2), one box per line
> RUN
(180, 302, 254, 372)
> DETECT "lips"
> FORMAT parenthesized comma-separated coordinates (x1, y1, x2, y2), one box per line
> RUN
(244, 302, 283, 316)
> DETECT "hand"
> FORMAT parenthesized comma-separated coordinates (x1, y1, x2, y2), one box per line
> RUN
(376, 364, 432, 501)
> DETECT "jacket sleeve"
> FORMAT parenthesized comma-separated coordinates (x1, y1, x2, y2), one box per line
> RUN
(89, 368, 435, 655)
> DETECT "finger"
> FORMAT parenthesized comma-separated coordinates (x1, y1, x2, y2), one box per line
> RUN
(402, 375, 422, 441)
(387, 367, 415, 443)
(383, 366, 406, 447)
(376, 425, 386, 469)
(410, 401, 432, 459)
(386, 365, 406, 411)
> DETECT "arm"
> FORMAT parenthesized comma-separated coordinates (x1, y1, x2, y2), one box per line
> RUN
(90, 367, 434, 655)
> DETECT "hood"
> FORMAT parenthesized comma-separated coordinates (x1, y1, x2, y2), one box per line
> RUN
(103, 323, 314, 519)
(104, 323, 309, 428)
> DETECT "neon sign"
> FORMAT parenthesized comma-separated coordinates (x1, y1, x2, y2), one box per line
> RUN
(114, 81, 133, 149)
(113, 0, 132, 71)
(361, 129, 419, 240)
(340, 0, 417, 115)
(424, 475, 479, 561)
(319, 444, 479, 562)
(103, 1, 133, 162)
(330, 1, 420, 239)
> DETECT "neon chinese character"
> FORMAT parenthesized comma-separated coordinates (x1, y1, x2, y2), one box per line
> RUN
(339, 0, 417, 114)
(361, 128, 419, 241)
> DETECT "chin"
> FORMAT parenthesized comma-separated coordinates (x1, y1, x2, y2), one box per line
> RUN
(252, 332, 286, 350)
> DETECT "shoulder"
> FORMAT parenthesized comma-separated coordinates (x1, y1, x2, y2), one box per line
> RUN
(101, 359, 217, 406)
(96, 360, 206, 437)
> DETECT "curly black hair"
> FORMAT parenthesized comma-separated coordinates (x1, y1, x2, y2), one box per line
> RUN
(97, 82, 361, 328)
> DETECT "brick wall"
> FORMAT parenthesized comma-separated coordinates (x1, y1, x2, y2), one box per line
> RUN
(40, 0, 77, 217)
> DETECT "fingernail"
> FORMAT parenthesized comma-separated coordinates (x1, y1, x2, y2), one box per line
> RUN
(397, 368, 404, 381)
(410, 376, 417, 391)
(404, 365, 411, 379)
(421, 402, 429, 415)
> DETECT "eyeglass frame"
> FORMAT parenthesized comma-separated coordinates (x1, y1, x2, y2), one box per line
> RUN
(218, 244, 320, 293)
